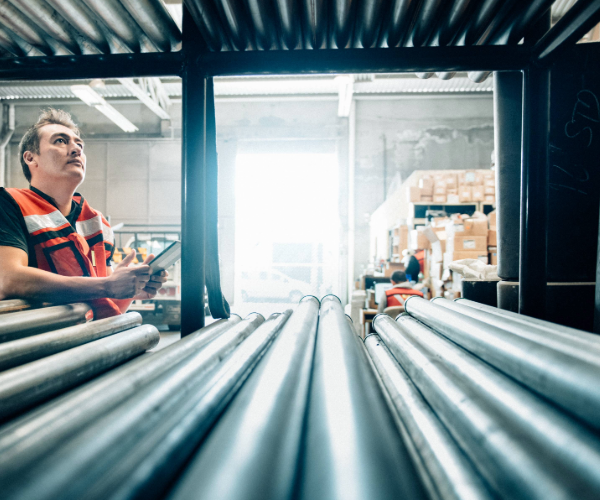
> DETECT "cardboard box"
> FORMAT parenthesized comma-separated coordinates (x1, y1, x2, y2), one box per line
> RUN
(453, 235, 487, 251)
(446, 188, 458, 195)
(433, 173, 445, 182)
(489, 247, 498, 265)
(488, 210, 497, 229)
(419, 176, 434, 195)
(472, 187, 484, 201)
(434, 184, 447, 195)
(447, 194, 460, 204)
(462, 218, 489, 236)
(458, 186, 472, 202)
(484, 178, 495, 188)
(459, 170, 480, 185)
(484, 195, 495, 203)
(409, 186, 421, 202)
(484, 186, 495, 195)
(396, 225, 409, 254)
(433, 195, 447, 203)
(488, 229, 497, 247)
(411, 228, 431, 250)
(421, 195, 433, 202)
(445, 251, 489, 263)
(432, 217, 449, 227)
(445, 174, 458, 188)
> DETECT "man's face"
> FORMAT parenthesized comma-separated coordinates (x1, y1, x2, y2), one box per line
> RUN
(25, 124, 86, 186)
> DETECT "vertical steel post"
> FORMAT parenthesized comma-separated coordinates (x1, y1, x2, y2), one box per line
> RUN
(493, 72, 522, 282)
(181, 8, 206, 335)
(519, 65, 550, 318)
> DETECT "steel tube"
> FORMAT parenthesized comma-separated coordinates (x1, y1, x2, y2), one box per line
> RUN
(2, 313, 265, 500)
(170, 298, 319, 500)
(0, 299, 32, 315)
(274, 0, 301, 49)
(364, 333, 493, 500)
(0, 303, 92, 343)
(0, 312, 142, 371)
(299, 295, 426, 500)
(180, 36, 206, 336)
(374, 313, 600, 498)
(0, 1, 52, 54)
(519, 56, 550, 319)
(119, 0, 182, 52)
(84, 312, 292, 500)
(183, 0, 229, 51)
(456, 299, 600, 356)
(0, 317, 240, 476)
(406, 296, 600, 429)
(0, 324, 159, 422)
(383, 0, 420, 48)
(300, 0, 327, 49)
(441, 298, 600, 357)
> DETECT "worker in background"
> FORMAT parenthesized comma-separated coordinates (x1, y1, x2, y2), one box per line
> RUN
(401, 249, 421, 283)
(0, 108, 167, 319)
(377, 270, 424, 313)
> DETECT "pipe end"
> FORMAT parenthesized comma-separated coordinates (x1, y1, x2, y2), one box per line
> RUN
(300, 295, 321, 305)
(321, 294, 342, 304)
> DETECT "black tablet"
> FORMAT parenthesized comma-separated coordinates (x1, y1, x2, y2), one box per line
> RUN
(148, 241, 181, 274)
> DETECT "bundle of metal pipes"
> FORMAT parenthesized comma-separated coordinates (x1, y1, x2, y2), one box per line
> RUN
(1, 294, 598, 499)
(369, 296, 600, 500)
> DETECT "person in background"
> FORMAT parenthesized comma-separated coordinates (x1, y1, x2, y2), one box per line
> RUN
(401, 249, 421, 283)
(0, 108, 167, 319)
(377, 270, 424, 313)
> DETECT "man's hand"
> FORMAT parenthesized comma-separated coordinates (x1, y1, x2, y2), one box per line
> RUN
(104, 251, 152, 299)
(134, 254, 168, 300)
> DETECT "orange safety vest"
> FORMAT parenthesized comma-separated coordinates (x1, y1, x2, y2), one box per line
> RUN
(385, 287, 424, 307)
(5, 188, 121, 319)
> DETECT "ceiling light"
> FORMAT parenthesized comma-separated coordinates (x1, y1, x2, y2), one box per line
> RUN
(70, 84, 138, 133)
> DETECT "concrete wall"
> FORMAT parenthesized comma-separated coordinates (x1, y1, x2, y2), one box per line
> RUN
(2, 93, 493, 301)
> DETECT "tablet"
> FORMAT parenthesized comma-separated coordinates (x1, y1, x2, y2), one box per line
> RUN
(148, 241, 181, 274)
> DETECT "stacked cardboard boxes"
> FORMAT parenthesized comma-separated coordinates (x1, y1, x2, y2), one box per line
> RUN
(444, 216, 489, 264)
(407, 170, 495, 204)
(488, 210, 497, 265)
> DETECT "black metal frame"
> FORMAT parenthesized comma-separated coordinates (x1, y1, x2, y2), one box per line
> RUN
(0, 5, 596, 331)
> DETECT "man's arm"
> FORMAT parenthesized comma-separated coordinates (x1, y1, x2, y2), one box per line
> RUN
(0, 246, 151, 303)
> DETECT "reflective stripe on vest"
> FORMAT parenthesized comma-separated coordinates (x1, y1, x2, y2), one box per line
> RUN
(5, 188, 121, 319)
(384, 287, 424, 307)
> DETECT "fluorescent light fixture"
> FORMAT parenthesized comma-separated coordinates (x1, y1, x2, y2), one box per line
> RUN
(118, 78, 171, 120)
(334, 75, 354, 117)
(71, 84, 138, 133)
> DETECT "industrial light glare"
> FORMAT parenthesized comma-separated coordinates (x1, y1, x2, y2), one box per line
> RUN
(70, 84, 138, 133)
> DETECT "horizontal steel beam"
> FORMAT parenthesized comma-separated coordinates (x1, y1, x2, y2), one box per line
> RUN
(196, 46, 531, 76)
(0, 52, 184, 80)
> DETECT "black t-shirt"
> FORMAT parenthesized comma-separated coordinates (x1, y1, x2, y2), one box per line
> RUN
(0, 186, 80, 267)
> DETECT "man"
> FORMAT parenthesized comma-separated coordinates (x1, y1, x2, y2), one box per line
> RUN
(401, 249, 421, 283)
(0, 108, 167, 319)
(377, 270, 424, 313)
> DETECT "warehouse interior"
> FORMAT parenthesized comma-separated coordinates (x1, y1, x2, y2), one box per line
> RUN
(1, 0, 600, 499)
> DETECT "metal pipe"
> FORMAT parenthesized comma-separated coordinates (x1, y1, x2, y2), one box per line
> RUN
(0, 324, 159, 423)
(182, 0, 228, 51)
(0, 317, 240, 477)
(411, 0, 446, 47)
(0, 299, 31, 315)
(83, 312, 291, 500)
(181, 29, 206, 336)
(458, 0, 503, 45)
(119, 0, 182, 52)
(364, 333, 493, 500)
(273, 0, 301, 49)
(300, 0, 327, 49)
(0, 25, 24, 56)
(300, 295, 426, 500)
(455, 298, 600, 353)
(382, 0, 420, 48)
(436, 0, 475, 46)
(9, 0, 86, 54)
(374, 313, 600, 498)
(520, 63, 550, 318)
(0, 1, 53, 54)
(0, 303, 92, 343)
(42, 0, 110, 53)
(245, 0, 280, 50)
(209, 0, 254, 51)
(3, 313, 265, 500)
(331, 0, 356, 49)
(169, 298, 319, 500)
(81, 0, 154, 52)
(0, 312, 142, 371)
(407, 296, 600, 430)
(534, 0, 600, 64)
(353, 0, 388, 49)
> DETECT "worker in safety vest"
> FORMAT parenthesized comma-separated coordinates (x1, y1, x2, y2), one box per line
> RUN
(0, 108, 167, 319)
(377, 270, 424, 314)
